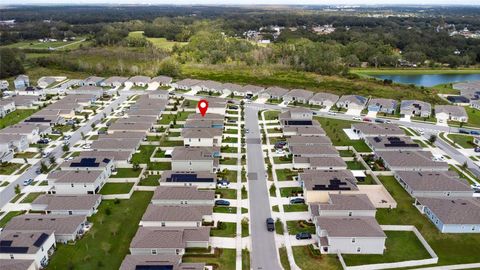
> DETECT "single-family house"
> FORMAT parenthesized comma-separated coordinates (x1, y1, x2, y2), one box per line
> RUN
(367, 98, 397, 114)
(0, 259, 36, 270)
(81, 76, 104, 86)
(289, 144, 339, 157)
(293, 156, 347, 170)
(260, 86, 289, 100)
(126, 76, 151, 88)
(182, 128, 223, 147)
(300, 170, 359, 203)
(415, 197, 480, 233)
(172, 79, 202, 91)
(10, 95, 39, 108)
(0, 123, 41, 143)
(310, 194, 376, 218)
(147, 90, 169, 99)
(148, 76, 172, 89)
(31, 194, 101, 216)
(283, 125, 326, 137)
(375, 150, 449, 171)
(108, 122, 153, 133)
(287, 135, 332, 146)
(283, 89, 313, 104)
(61, 156, 114, 175)
(0, 99, 16, 118)
(351, 123, 405, 139)
(0, 80, 9, 90)
(151, 186, 215, 205)
(240, 85, 264, 98)
(400, 100, 432, 117)
(171, 147, 220, 172)
(309, 92, 339, 108)
(364, 136, 421, 152)
(195, 97, 226, 115)
(435, 105, 468, 123)
(120, 254, 204, 270)
(222, 83, 243, 95)
(4, 214, 87, 243)
(0, 134, 28, 153)
(198, 80, 224, 93)
(0, 230, 56, 269)
(47, 170, 108, 195)
(14, 75, 29, 89)
(185, 118, 224, 129)
(140, 205, 213, 227)
(160, 171, 217, 189)
(336, 95, 368, 110)
(91, 138, 141, 153)
(129, 227, 210, 255)
(100, 76, 128, 88)
(394, 171, 473, 198)
(315, 217, 386, 254)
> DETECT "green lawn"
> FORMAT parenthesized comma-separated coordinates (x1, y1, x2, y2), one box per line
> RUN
(220, 157, 238, 165)
(279, 247, 292, 270)
(273, 156, 293, 164)
(0, 211, 26, 227)
(346, 160, 366, 170)
(343, 231, 431, 266)
(283, 204, 308, 212)
(280, 187, 303, 197)
(447, 134, 475, 148)
(213, 206, 247, 214)
(466, 107, 480, 128)
(216, 189, 237, 199)
(183, 248, 236, 270)
(221, 145, 238, 153)
(99, 183, 134, 195)
(157, 114, 175, 125)
(159, 139, 183, 147)
(210, 222, 237, 237)
(264, 110, 280, 120)
(20, 192, 44, 203)
(224, 129, 238, 135)
(14, 152, 38, 158)
(377, 176, 480, 266)
(138, 175, 160, 186)
(223, 137, 238, 143)
(0, 162, 22, 175)
(111, 168, 141, 178)
(292, 246, 342, 270)
(131, 145, 156, 164)
(276, 169, 298, 181)
(242, 249, 250, 270)
(218, 169, 238, 183)
(286, 220, 316, 235)
(315, 117, 371, 152)
(147, 162, 172, 171)
(47, 192, 152, 270)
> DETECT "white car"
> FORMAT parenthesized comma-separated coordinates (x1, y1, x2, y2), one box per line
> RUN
(82, 144, 91, 149)
(328, 112, 337, 115)
(352, 116, 362, 121)
(275, 149, 285, 154)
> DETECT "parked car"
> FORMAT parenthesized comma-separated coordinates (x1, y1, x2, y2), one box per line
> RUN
(327, 111, 337, 115)
(229, 105, 239, 110)
(275, 149, 285, 154)
(352, 116, 362, 121)
(37, 138, 49, 144)
(363, 117, 372, 122)
(266, 218, 275, 232)
(290, 198, 305, 204)
(471, 130, 480, 135)
(245, 129, 250, 134)
(42, 152, 51, 158)
(296, 232, 312, 240)
(23, 178, 33, 186)
(475, 147, 480, 153)
(35, 168, 42, 174)
(228, 120, 236, 123)
(227, 100, 234, 104)
(82, 144, 91, 149)
(384, 120, 391, 124)
(374, 119, 385, 123)
(215, 200, 230, 206)
(459, 129, 470, 134)
(217, 179, 230, 188)
(52, 130, 61, 135)
(63, 135, 71, 141)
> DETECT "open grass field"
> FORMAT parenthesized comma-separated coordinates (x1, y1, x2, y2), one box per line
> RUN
(129, 31, 188, 51)
(47, 192, 152, 270)
(377, 176, 480, 266)
(315, 117, 371, 152)
(342, 231, 431, 266)
(0, 109, 38, 129)
(181, 64, 444, 104)
(447, 134, 475, 148)
(1, 37, 87, 51)
(351, 68, 480, 75)
(99, 183, 134, 195)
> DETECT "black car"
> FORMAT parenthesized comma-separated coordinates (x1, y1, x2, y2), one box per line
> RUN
(296, 232, 312, 240)
(37, 138, 49, 144)
(215, 200, 230, 206)
(374, 119, 385, 123)
(266, 218, 275, 232)
(290, 198, 305, 204)
(471, 130, 480, 135)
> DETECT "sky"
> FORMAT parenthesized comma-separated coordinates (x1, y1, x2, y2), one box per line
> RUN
(7, 0, 480, 5)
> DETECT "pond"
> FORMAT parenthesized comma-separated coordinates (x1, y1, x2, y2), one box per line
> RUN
(372, 73, 480, 87)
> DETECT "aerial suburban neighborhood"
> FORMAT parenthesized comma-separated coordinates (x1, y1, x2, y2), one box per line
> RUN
(1, 3, 480, 270)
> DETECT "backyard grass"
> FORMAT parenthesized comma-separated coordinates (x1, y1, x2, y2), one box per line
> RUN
(377, 176, 480, 266)
(346, 160, 366, 170)
(283, 204, 309, 212)
(276, 169, 298, 181)
(447, 134, 475, 148)
(315, 117, 371, 152)
(111, 168, 142, 178)
(14, 152, 38, 158)
(216, 189, 237, 199)
(157, 114, 175, 125)
(220, 157, 238, 165)
(0, 109, 37, 129)
(183, 248, 236, 270)
(273, 156, 293, 164)
(264, 110, 280, 121)
(147, 162, 172, 171)
(286, 220, 316, 235)
(138, 175, 160, 186)
(0, 211, 26, 227)
(280, 187, 303, 197)
(47, 192, 153, 270)
(218, 169, 238, 183)
(292, 246, 342, 270)
(99, 183, 134, 195)
(131, 145, 156, 164)
(20, 192, 44, 203)
(159, 139, 183, 147)
(223, 137, 238, 143)
(210, 222, 236, 237)
(342, 231, 431, 266)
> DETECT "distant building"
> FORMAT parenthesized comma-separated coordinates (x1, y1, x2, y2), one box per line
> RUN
(14, 75, 29, 89)
(367, 98, 397, 114)
(400, 100, 431, 117)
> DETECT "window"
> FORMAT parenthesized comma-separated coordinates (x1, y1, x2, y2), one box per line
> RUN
(352, 238, 356, 243)
(357, 247, 361, 252)
(161, 222, 165, 227)
(348, 212, 352, 217)
(151, 249, 157, 255)
(71, 183, 74, 187)
(10, 255, 14, 259)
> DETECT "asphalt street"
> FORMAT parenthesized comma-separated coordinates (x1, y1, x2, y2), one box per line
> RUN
(245, 106, 282, 270)
(0, 92, 131, 208)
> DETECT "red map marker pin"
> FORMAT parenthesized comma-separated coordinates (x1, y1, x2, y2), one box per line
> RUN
(198, 99, 209, 117)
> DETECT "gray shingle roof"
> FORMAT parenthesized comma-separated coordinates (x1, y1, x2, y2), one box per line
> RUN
(130, 227, 210, 249)
(152, 186, 215, 201)
(4, 214, 86, 235)
(376, 150, 449, 169)
(142, 205, 212, 222)
(395, 171, 471, 192)
(416, 197, 480, 224)
(32, 194, 101, 211)
(435, 105, 468, 118)
(316, 217, 386, 237)
(317, 194, 375, 211)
